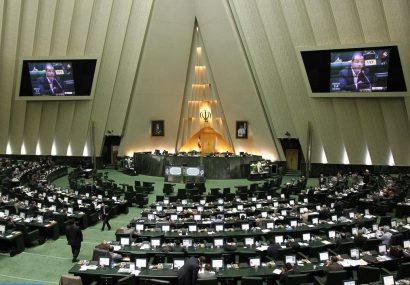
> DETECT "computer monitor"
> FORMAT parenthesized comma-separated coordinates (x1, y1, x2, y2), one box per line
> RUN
(391, 220, 397, 228)
(289, 200, 295, 206)
(200, 199, 206, 205)
(194, 214, 201, 221)
(403, 240, 410, 249)
(4, 209, 9, 216)
(245, 237, 254, 246)
(319, 251, 329, 261)
(241, 223, 250, 231)
(281, 194, 285, 199)
(328, 231, 336, 239)
(177, 206, 183, 212)
(161, 224, 170, 232)
(316, 205, 321, 210)
(350, 248, 360, 259)
(218, 205, 224, 211)
(120, 237, 130, 246)
(267, 195, 272, 200)
(182, 238, 192, 247)
(0, 225, 5, 235)
(97, 195, 102, 200)
(365, 209, 370, 215)
(218, 199, 224, 205)
(68, 207, 73, 214)
(267, 222, 274, 229)
(304, 198, 308, 203)
(237, 204, 244, 211)
(173, 258, 185, 269)
(261, 212, 268, 218)
(273, 201, 278, 207)
(249, 257, 261, 267)
(214, 238, 224, 247)
(99, 257, 110, 267)
(285, 255, 296, 265)
(151, 238, 161, 247)
(373, 224, 379, 231)
(188, 224, 197, 232)
(275, 235, 284, 244)
(156, 205, 163, 212)
(331, 215, 338, 222)
(197, 206, 203, 212)
(147, 213, 155, 220)
(407, 217, 410, 224)
(77, 200, 82, 205)
(135, 258, 147, 268)
(251, 197, 257, 202)
(215, 224, 224, 232)
(164, 199, 169, 205)
(303, 233, 311, 241)
(211, 258, 224, 269)
(182, 199, 187, 205)
(256, 203, 262, 209)
(349, 212, 355, 219)
(379, 244, 387, 254)
(343, 281, 356, 285)
(20, 212, 26, 218)
(290, 220, 297, 228)
(170, 214, 178, 221)
(136, 224, 144, 231)
(382, 275, 395, 285)
(312, 217, 319, 225)
(281, 210, 287, 216)
(352, 227, 358, 235)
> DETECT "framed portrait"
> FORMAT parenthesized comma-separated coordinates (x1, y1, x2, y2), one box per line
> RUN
(151, 120, 164, 136)
(236, 121, 248, 139)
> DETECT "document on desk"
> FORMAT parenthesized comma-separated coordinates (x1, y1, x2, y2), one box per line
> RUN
(322, 240, 331, 245)
(134, 270, 141, 276)
(140, 244, 150, 250)
(273, 269, 282, 275)
(256, 245, 269, 251)
(112, 245, 121, 251)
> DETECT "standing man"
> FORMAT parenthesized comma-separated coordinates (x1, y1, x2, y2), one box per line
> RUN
(100, 203, 111, 231)
(177, 256, 206, 285)
(66, 219, 83, 262)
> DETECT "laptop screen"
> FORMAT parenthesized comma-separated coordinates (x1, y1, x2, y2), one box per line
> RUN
(135, 258, 147, 268)
(350, 248, 360, 259)
(383, 275, 395, 285)
(120, 237, 130, 246)
(211, 259, 224, 269)
(151, 238, 161, 247)
(245, 237, 254, 246)
(379, 244, 387, 254)
(303, 233, 311, 241)
(214, 238, 224, 247)
(241, 223, 250, 231)
(173, 259, 185, 269)
(285, 255, 296, 265)
(136, 224, 144, 231)
(99, 257, 110, 267)
(215, 224, 224, 232)
(319, 251, 329, 261)
(249, 257, 261, 267)
(188, 224, 197, 232)
(275, 235, 284, 244)
(182, 239, 192, 247)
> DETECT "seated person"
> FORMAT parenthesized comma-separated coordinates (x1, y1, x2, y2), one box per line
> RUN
(354, 230, 367, 248)
(325, 256, 343, 271)
(379, 226, 392, 246)
(198, 264, 215, 279)
(266, 239, 281, 260)
(279, 263, 298, 285)
(95, 241, 123, 261)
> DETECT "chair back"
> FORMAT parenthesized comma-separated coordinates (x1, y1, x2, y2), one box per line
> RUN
(197, 278, 218, 285)
(117, 275, 135, 285)
(92, 248, 109, 261)
(337, 241, 355, 254)
(397, 262, 410, 279)
(241, 277, 263, 285)
(100, 276, 113, 285)
(325, 270, 348, 285)
(357, 266, 380, 283)
(59, 274, 83, 285)
(285, 274, 309, 285)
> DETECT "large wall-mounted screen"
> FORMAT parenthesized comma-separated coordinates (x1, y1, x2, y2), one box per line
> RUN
(17, 58, 99, 100)
(300, 45, 407, 97)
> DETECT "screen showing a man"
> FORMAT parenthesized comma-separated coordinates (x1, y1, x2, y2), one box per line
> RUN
(29, 62, 75, 96)
(330, 49, 390, 92)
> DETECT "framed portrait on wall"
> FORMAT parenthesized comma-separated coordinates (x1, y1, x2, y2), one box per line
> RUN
(236, 121, 248, 139)
(151, 120, 164, 136)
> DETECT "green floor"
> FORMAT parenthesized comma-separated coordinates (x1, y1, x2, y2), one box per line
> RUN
(0, 170, 305, 284)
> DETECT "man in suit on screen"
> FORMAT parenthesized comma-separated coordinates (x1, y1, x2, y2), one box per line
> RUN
(339, 52, 372, 91)
(37, 64, 64, 95)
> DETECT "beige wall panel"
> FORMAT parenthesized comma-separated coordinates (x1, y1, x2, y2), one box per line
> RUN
(22, 103, 42, 154)
(21, 0, 56, 155)
(356, 0, 389, 42)
(380, 99, 410, 165)
(193, 0, 279, 160)
(0, 1, 4, 44)
(55, 102, 75, 155)
(356, 99, 389, 164)
(303, 0, 345, 163)
(304, 0, 339, 45)
(329, 0, 364, 43)
(106, 0, 153, 137)
(332, 100, 365, 164)
(69, 0, 113, 155)
(121, 0, 194, 156)
(0, 0, 22, 153)
(229, 0, 292, 159)
(90, 0, 133, 155)
(38, 1, 75, 155)
(8, 0, 38, 154)
(382, 0, 410, 126)
(38, 102, 59, 154)
(53, 0, 94, 155)
(67, 0, 94, 55)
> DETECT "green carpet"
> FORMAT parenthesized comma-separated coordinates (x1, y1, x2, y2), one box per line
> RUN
(0, 170, 303, 283)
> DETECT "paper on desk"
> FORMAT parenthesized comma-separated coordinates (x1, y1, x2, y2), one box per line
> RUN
(262, 229, 270, 233)
(112, 245, 121, 251)
(140, 244, 150, 250)
(134, 270, 141, 276)
(273, 269, 282, 275)
(322, 240, 331, 245)
(256, 245, 269, 251)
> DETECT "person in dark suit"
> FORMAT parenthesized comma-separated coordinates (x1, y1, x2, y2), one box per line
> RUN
(177, 256, 206, 285)
(66, 219, 83, 262)
(37, 65, 64, 96)
(339, 52, 372, 91)
(325, 256, 344, 272)
(279, 263, 298, 285)
(100, 203, 111, 231)
(354, 230, 367, 249)
(267, 239, 281, 260)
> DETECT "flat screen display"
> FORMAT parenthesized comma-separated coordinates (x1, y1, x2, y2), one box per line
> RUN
(300, 45, 406, 96)
(17, 58, 98, 100)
